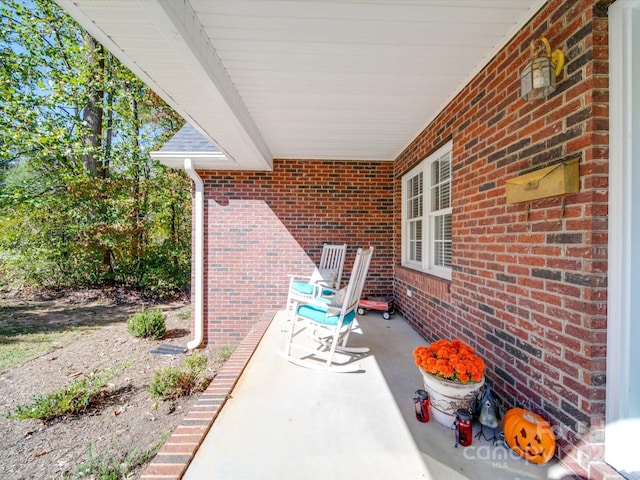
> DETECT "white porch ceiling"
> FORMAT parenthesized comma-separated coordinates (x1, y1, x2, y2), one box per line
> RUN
(55, 0, 545, 170)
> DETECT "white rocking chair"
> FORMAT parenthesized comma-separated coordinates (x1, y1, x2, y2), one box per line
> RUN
(283, 247, 374, 372)
(285, 243, 347, 318)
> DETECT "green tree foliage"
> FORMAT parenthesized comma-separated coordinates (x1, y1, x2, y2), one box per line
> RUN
(0, 0, 191, 296)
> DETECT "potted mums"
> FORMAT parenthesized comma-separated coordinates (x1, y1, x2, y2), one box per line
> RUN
(414, 339, 485, 426)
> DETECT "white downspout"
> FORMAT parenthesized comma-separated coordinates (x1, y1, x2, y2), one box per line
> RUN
(184, 158, 204, 350)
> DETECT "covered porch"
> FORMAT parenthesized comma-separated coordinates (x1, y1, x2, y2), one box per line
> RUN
(142, 310, 573, 480)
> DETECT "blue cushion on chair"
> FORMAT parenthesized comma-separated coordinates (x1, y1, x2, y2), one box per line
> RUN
(292, 282, 315, 295)
(297, 302, 355, 327)
(292, 282, 334, 297)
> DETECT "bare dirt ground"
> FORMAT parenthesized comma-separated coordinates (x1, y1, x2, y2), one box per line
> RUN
(0, 289, 222, 480)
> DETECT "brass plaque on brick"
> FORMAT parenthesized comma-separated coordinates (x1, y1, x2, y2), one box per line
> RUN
(505, 157, 579, 204)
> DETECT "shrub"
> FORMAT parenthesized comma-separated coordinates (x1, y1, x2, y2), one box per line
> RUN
(148, 367, 183, 399)
(149, 351, 209, 400)
(126, 308, 166, 339)
(7, 363, 130, 422)
(70, 434, 168, 480)
(184, 350, 208, 374)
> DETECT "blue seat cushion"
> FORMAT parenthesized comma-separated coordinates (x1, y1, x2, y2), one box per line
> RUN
(292, 282, 315, 295)
(297, 302, 355, 327)
(292, 282, 335, 297)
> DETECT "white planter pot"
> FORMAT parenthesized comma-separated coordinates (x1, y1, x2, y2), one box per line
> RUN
(419, 367, 485, 427)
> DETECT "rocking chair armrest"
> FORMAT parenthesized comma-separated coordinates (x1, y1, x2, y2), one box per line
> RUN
(287, 274, 311, 281)
(294, 296, 333, 310)
(294, 282, 331, 301)
(287, 275, 313, 289)
(319, 285, 339, 296)
(294, 286, 344, 308)
(326, 287, 347, 307)
(287, 274, 330, 285)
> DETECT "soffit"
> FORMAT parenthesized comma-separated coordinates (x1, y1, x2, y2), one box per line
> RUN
(55, 0, 545, 170)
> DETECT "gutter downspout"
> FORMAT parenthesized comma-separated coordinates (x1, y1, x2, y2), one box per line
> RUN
(184, 158, 204, 350)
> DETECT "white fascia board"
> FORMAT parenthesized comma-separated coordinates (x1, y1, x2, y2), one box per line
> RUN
(150, 151, 236, 170)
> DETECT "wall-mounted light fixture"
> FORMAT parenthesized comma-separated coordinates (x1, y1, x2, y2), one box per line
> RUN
(520, 36, 565, 101)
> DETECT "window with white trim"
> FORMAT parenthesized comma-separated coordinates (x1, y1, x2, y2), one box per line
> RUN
(401, 141, 452, 280)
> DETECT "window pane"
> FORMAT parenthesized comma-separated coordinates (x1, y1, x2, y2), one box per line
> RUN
(406, 172, 423, 219)
(434, 242, 451, 267)
(433, 214, 452, 267)
(434, 213, 451, 239)
(414, 240, 422, 262)
(430, 152, 451, 212)
(440, 180, 450, 209)
(415, 172, 423, 196)
(411, 196, 421, 219)
(431, 184, 440, 210)
(439, 152, 451, 181)
(409, 219, 422, 262)
(431, 160, 440, 184)
(440, 153, 451, 209)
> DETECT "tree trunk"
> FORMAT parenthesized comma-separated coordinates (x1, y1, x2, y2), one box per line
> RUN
(81, 33, 114, 284)
(81, 33, 104, 177)
(101, 52, 114, 180)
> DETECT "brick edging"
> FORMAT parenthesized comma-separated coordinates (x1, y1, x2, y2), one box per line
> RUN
(139, 312, 274, 480)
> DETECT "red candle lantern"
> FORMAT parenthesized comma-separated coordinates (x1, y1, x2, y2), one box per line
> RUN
(455, 408, 473, 447)
(413, 389, 430, 422)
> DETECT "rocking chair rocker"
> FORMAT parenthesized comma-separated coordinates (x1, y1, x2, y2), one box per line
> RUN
(283, 246, 374, 372)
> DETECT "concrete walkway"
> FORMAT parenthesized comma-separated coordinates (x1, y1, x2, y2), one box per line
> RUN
(181, 311, 573, 480)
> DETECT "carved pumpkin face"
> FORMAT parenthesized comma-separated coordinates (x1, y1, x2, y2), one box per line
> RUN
(503, 408, 556, 465)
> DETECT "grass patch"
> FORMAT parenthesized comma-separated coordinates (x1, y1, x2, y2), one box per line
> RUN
(0, 323, 93, 371)
(7, 362, 133, 422)
(65, 433, 168, 480)
(149, 351, 209, 400)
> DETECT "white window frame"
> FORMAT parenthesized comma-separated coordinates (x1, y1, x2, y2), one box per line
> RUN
(401, 141, 452, 280)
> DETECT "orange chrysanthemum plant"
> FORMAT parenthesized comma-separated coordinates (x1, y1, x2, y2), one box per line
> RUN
(413, 339, 485, 384)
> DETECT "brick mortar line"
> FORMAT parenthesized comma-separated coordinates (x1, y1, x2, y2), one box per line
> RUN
(140, 313, 274, 480)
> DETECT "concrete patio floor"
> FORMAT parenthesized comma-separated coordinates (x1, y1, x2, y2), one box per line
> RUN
(182, 310, 574, 480)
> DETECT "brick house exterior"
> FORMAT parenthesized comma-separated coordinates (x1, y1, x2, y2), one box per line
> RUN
(393, 2, 612, 478)
(179, 1, 619, 478)
(197, 160, 394, 345)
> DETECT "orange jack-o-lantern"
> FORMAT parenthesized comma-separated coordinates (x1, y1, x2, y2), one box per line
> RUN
(503, 408, 556, 465)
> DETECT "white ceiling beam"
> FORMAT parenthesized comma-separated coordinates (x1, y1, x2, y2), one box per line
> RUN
(141, 0, 272, 170)
(55, 0, 273, 170)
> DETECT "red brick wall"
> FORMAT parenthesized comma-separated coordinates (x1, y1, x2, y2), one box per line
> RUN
(197, 159, 393, 346)
(393, 0, 614, 477)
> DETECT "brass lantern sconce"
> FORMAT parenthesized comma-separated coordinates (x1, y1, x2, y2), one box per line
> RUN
(520, 36, 565, 101)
